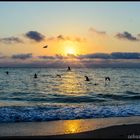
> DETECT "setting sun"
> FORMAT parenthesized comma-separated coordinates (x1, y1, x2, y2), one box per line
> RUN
(65, 47, 75, 55)
(62, 41, 79, 56)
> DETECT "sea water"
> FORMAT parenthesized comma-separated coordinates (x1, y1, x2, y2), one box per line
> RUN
(0, 67, 139, 122)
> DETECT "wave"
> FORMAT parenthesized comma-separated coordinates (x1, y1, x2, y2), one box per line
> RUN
(0, 91, 140, 103)
(0, 96, 106, 103)
(125, 91, 140, 95)
(0, 104, 140, 122)
(97, 92, 140, 100)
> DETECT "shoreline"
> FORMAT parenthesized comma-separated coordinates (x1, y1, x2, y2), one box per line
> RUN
(0, 116, 140, 138)
(2, 124, 139, 139)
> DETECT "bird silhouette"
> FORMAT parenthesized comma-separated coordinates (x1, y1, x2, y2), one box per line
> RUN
(105, 77, 110, 81)
(85, 76, 90, 81)
(43, 45, 48, 48)
(34, 73, 37, 78)
(67, 66, 71, 71)
(56, 74, 61, 78)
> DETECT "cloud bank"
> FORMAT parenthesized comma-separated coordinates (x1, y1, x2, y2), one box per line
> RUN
(38, 52, 140, 60)
(11, 53, 32, 60)
(0, 52, 140, 68)
(77, 52, 140, 59)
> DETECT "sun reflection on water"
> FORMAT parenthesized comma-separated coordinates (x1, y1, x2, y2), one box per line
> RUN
(57, 70, 86, 95)
(64, 120, 82, 134)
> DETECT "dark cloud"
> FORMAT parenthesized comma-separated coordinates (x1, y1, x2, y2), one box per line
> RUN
(38, 53, 140, 61)
(38, 54, 65, 60)
(111, 52, 140, 59)
(0, 37, 23, 44)
(89, 27, 106, 35)
(77, 52, 140, 60)
(12, 53, 32, 60)
(25, 31, 45, 42)
(38, 56, 55, 59)
(115, 31, 139, 41)
(77, 53, 111, 59)
(1, 52, 140, 68)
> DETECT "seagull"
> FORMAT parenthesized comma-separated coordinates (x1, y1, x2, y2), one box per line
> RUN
(105, 77, 110, 81)
(34, 73, 37, 78)
(56, 74, 61, 78)
(43, 45, 48, 48)
(67, 66, 71, 71)
(85, 76, 90, 81)
(6, 71, 9, 75)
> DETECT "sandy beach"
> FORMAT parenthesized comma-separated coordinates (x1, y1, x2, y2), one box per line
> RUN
(0, 116, 140, 139)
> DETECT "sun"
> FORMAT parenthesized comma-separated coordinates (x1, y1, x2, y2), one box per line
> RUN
(63, 41, 78, 56)
(65, 47, 75, 55)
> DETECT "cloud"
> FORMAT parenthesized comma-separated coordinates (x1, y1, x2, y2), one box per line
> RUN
(55, 35, 86, 42)
(77, 52, 140, 60)
(57, 35, 65, 40)
(25, 31, 45, 42)
(111, 52, 140, 59)
(39, 53, 140, 60)
(115, 31, 139, 41)
(89, 27, 106, 35)
(38, 54, 65, 60)
(0, 37, 23, 44)
(1, 52, 140, 68)
(38, 56, 55, 59)
(12, 53, 32, 60)
(77, 53, 111, 59)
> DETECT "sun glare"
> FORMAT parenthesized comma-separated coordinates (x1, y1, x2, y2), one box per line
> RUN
(65, 47, 75, 55)
(63, 41, 79, 56)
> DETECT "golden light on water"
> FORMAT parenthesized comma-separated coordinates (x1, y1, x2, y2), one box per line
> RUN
(65, 120, 81, 133)
(56, 70, 88, 95)
(58, 71, 80, 94)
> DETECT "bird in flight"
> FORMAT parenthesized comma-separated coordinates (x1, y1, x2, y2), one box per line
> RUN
(43, 45, 48, 48)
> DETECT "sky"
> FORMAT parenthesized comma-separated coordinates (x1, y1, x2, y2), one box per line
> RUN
(0, 2, 140, 67)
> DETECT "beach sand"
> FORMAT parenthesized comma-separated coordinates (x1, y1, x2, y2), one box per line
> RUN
(0, 116, 140, 139)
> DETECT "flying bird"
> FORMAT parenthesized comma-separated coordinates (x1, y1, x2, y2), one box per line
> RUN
(43, 45, 48, 48)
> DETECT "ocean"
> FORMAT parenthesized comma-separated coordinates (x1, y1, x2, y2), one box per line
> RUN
(0, 67, 140, 122)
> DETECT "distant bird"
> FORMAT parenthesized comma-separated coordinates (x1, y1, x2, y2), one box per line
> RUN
(85, 76, 90, 81)
(56, 74, 61, 78)
(67, 66, 71, 71)
(6, 71, 9, 75)
(105, 77, 110, 81)
(34, 73, 37, 78)
(94, 83, 98, 86)
(43, 45, 48, 48)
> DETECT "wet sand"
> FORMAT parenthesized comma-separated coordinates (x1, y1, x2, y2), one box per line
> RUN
(0, 116, 140, 139)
